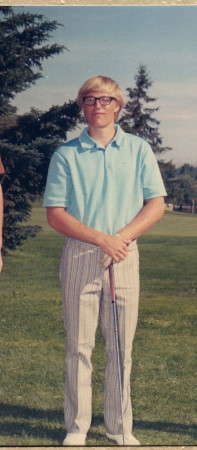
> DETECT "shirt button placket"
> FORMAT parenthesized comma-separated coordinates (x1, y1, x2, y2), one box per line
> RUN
(105, 146, 111, 169)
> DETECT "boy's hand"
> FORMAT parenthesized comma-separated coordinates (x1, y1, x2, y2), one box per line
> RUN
(100, 233, 131, 269)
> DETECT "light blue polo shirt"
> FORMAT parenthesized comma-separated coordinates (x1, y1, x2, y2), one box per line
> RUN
(43, 125, 167, 235)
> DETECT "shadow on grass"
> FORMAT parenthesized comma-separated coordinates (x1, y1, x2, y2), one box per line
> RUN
(0, 404, 196, 444)
(134, 419, 197, 438)
(90, 415, 197, 440)
(0, 403, 65, 444)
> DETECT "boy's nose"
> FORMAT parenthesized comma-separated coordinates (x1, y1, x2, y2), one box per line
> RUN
(94, 98, 103, 108)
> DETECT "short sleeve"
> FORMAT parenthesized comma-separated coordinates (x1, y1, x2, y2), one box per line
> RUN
(141, 144, 167, 199)
(43, 151, 73, 207)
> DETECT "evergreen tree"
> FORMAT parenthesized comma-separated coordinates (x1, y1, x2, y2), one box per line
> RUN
(0, 7, 81, 253)
(1, 102, 82, 252)
(119, 65, 171, 154)
(0, 6, 67, 114)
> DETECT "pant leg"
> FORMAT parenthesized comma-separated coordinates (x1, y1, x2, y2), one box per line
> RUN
(100, 242, 140, 435)
(60, 238, 103, 434)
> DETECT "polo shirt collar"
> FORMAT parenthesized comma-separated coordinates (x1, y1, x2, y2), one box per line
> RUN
(79, 124, 125, 151)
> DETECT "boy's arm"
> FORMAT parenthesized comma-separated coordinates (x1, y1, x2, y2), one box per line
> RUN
(118, 196, 165, 241)
(47, 197, 165, 266)
(102, 197, 165, 268)
(47, 207, 130, 263)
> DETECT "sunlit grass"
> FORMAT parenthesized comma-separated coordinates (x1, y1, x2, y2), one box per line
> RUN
(0, 208, 196, 445)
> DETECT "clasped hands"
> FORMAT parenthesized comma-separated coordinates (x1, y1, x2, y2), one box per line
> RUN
(101, 233, 131, 270)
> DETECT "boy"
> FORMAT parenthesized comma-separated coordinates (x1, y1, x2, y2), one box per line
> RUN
(43, 75, 166, 445)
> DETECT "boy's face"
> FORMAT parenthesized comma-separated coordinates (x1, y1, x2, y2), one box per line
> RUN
(82, 90, 120, 129)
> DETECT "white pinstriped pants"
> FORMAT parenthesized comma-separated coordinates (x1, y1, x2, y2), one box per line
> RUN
(60, 238, 139, 436)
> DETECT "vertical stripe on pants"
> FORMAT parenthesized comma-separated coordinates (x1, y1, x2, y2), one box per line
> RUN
(60, 237, 139, 435)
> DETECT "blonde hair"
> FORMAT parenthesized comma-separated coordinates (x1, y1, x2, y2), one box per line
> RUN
(77, 75, 125, 120)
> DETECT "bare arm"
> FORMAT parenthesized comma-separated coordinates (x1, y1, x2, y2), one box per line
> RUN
(118, 196, 165, 241)
(101, 197, 165, 268)
(47, 207, 130, 263)
(0, 185, 3, 272)
(47, 197, 165, 265)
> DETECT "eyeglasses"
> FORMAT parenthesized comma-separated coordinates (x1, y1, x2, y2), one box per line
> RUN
(83, 96, 117, 106)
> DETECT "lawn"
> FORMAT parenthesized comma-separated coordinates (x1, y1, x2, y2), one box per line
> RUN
(0, 208, 196, 446)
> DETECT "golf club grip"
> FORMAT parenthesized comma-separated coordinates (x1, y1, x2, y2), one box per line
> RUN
(109, 263, 116, 302)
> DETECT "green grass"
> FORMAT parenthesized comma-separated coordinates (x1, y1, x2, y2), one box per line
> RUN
(0, 209, 197, 445)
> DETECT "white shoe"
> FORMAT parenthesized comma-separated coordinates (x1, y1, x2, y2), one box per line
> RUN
(106, 432, 140, 445)
(63, 433, 86, 445)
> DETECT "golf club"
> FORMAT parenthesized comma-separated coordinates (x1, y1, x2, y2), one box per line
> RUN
(109, 261, 125, 445)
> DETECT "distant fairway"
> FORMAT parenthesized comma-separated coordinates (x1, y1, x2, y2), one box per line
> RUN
(144, 210, 197, 236)
(0, 208, 196, 446)
(31, 204, 197, 237)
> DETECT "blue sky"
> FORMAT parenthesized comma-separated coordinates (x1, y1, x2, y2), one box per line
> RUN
(12, 5, 197, 167)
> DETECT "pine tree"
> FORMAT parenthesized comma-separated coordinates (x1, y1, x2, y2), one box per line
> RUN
(1, 102, 82, 252)
(0, 7, 81, 253)
(119, 64, 171, 154)
(0, 6, 67, 114)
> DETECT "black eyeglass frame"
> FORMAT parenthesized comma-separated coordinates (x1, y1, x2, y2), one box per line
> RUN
(82, 96, 117, 106)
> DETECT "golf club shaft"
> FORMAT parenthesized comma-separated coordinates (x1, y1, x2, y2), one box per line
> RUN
(109, 262, 125, 445)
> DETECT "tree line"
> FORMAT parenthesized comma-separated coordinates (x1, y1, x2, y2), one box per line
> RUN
(0, 7, 196, 254)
